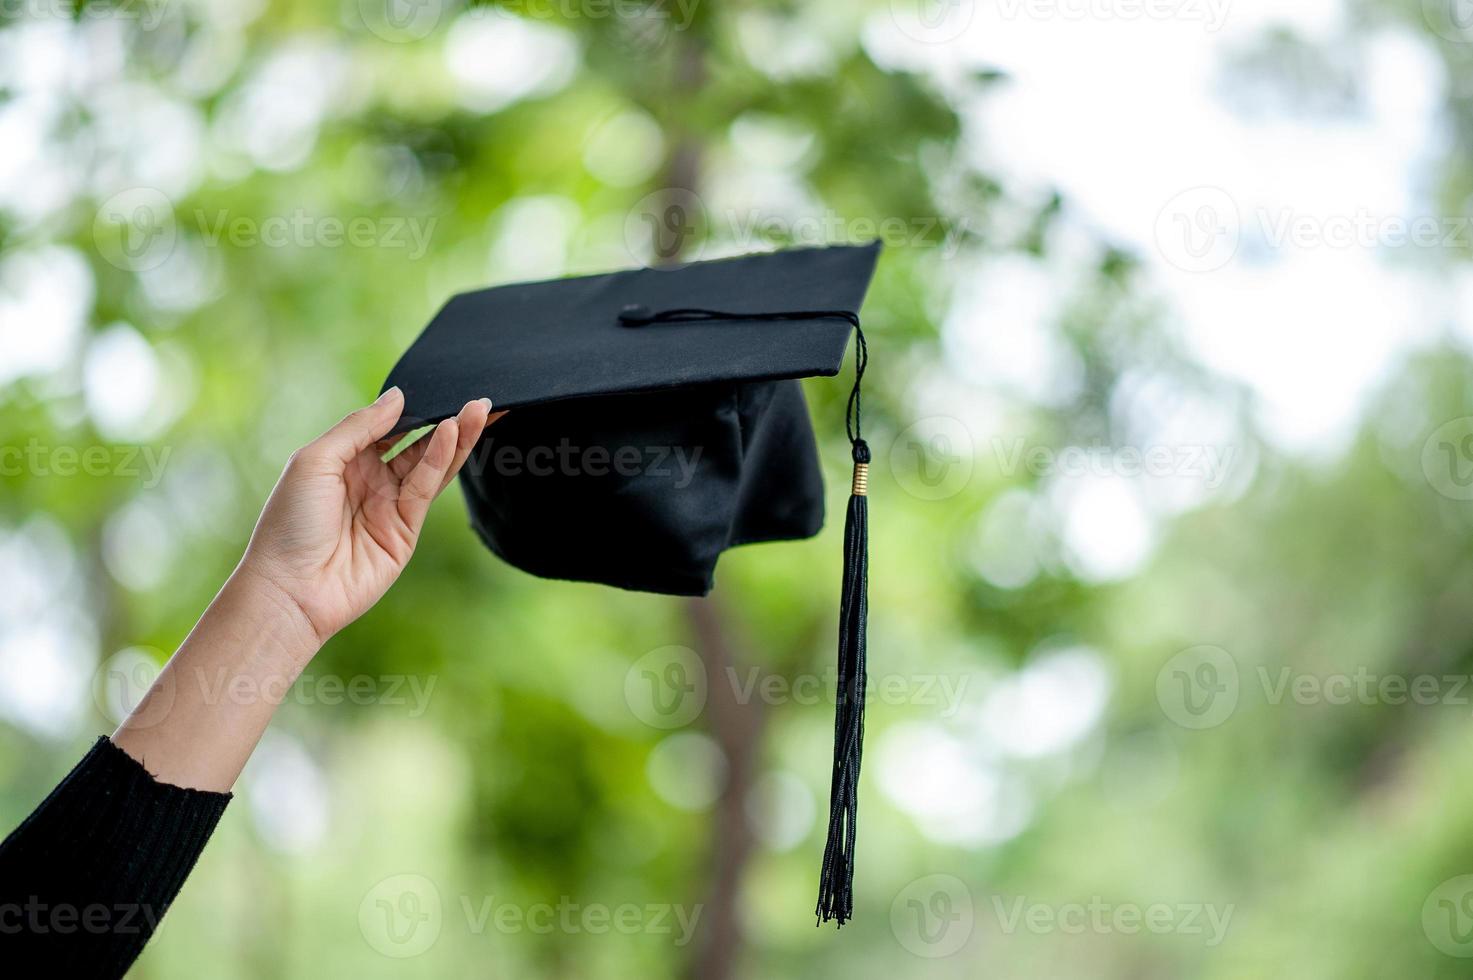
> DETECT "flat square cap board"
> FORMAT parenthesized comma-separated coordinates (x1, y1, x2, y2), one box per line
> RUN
(380, 239, 882, 927)
(381, 241, 882, 433)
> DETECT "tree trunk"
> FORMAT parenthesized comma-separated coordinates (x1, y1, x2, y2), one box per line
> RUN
(683, 595, 766, 980)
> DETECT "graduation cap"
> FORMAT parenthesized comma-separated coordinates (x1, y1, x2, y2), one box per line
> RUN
(381, 241, 880, 925)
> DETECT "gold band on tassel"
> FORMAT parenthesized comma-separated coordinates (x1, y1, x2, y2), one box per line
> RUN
(851, 462, 869, 496)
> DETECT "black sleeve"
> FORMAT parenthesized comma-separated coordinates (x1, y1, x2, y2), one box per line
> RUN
(0, 736, 232, 978)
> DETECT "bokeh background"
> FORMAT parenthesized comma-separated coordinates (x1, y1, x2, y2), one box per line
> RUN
(8, 0, 1473, 975)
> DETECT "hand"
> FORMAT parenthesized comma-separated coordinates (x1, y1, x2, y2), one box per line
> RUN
(114, 388, 501, 792)
(235, 387, 503, 654)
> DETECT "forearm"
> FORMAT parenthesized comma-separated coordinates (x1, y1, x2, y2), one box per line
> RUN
(111, 566, 322, 793)
(0, 389, 482, 973)
(0, 569, 315, 973)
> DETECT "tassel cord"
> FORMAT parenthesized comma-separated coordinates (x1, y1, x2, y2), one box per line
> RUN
(611, 301, 872, 927)
(816, 322, 869, 927)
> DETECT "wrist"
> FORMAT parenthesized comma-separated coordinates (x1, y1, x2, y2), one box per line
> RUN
(110, 562, 324, 793)
(215, 562, 325, 670)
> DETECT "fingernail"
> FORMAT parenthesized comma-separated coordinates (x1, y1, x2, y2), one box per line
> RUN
(477, 397, 493, 412)
(377, 386, 402, 404)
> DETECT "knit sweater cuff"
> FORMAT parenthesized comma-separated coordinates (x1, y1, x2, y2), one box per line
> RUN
(0, 736, 232, 976)
(19, 734, 231, 863)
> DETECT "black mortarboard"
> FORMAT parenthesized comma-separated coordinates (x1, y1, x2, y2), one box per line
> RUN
(381, 241, 880, 925)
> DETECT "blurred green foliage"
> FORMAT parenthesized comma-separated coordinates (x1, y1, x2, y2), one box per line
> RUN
(7, 0, 1473, 978)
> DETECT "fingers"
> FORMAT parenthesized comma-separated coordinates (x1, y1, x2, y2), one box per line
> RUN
(383, 432, 429, 481)
(382, 399, 503, 484)
(396, 417, 459, 533)
(439, 398, 494, 493)
(312, 387, 405, 465)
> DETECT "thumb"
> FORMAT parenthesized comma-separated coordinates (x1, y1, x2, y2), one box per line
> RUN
(311, 387, 406, 464)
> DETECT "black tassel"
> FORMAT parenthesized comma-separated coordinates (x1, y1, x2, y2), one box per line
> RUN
(607, 299, 876, 925)
(817, 324, 870, 927)
(816, 439, 869, 926)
